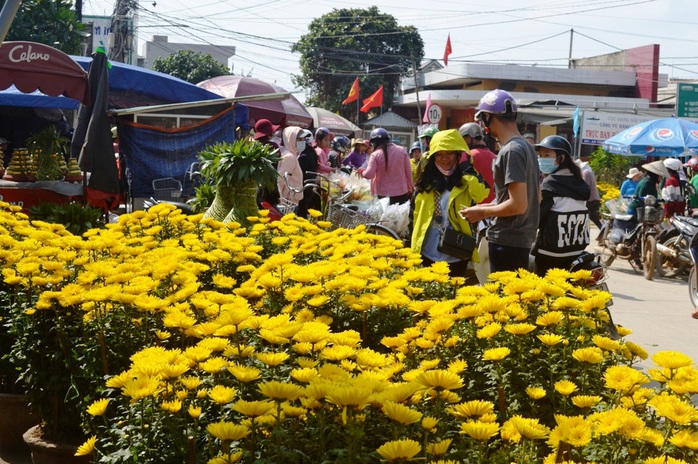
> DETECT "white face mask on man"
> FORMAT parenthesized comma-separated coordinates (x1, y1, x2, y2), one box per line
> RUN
(296, 141, 306, 153)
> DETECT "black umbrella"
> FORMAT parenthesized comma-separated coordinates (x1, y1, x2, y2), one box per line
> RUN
(70, 50, 119, 196)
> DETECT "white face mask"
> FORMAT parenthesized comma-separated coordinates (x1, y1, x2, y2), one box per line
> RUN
(296, 141, 306, 153)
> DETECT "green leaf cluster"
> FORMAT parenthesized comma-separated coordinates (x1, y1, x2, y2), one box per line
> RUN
(3, 0, 86, 55)
(28, 201, 105, 236)
(152, 50, 231, 84)
(292, 6, 424, 117)
(198, 139, 281, 191)
(588, 147, 641, 187)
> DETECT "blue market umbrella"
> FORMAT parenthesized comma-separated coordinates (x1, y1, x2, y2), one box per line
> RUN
(602, 117, 698, 158)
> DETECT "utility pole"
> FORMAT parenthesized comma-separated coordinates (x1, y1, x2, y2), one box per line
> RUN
(568, 29, 574, 69)
(111, 0, 135, 63)
(411, 54, 422, 123)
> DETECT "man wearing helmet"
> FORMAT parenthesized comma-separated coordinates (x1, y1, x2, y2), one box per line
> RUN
(460, 89, 540, 272)
(358, 128, 413, 204)
(328, 135, 351, 170)
(459, 122, 496, 204)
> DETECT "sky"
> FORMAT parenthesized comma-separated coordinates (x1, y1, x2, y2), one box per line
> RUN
(82, 0, 698, 104)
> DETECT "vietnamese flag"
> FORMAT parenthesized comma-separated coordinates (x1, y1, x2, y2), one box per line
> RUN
(443, 34, 452, 66)
(360, 85, 384, 113)
(342, 77, 360, 105)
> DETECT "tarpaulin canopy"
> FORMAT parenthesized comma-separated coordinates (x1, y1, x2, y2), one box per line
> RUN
(0, 41, 89, 104)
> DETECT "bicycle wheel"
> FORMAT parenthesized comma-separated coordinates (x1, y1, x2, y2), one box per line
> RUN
(689, 267, 698, 308)
(643, 235, 657, 280)
(366, 223, 400, 240)
(656, 233, 689, 278)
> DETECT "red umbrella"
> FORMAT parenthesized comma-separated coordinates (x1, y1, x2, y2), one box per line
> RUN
(197, 75, 312, 128)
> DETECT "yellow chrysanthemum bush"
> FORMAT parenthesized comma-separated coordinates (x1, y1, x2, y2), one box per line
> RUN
(1, 202, 698, 463)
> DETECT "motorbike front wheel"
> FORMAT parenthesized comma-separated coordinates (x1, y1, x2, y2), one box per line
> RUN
(643, 235, 657, 280)
(689, 267, 698, 308)
(656, 234, 690, 278)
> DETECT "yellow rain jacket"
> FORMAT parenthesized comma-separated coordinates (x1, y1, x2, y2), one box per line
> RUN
(411, 129, 489, 262)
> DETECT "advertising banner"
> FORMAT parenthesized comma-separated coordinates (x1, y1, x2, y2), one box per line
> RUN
(580, 111, 654, 145)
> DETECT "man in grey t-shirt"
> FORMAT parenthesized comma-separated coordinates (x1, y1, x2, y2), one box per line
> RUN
(460, 89, 540, 272)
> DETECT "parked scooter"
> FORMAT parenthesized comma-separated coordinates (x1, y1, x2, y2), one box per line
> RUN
(655, 214, 698, 278)
(687, 224, 698, 308)
(597, 195, 664, 280)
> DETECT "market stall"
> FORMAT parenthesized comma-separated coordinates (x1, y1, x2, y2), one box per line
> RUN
(0, 41, 89, 211)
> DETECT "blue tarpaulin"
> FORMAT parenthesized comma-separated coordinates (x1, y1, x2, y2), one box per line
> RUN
(118, 106, 238, 197)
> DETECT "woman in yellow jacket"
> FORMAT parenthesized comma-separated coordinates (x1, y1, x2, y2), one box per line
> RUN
(410, 129, 490, 280)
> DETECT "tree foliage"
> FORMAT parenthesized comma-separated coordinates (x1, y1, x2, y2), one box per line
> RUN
(2, 0, 85, 55)
(588, 147, 640, 186)
(292, 7, 423, 121)
(152, 50, 231, 84)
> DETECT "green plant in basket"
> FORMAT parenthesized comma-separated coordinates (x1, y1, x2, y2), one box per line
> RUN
(26, 125, 68, 181)
(199, 139, 280, 225)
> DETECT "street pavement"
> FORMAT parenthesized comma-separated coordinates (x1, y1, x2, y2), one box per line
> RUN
(588, 227, 698, 373)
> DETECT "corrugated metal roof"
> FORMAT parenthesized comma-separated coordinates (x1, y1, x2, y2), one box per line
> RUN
(364, 111, 417, 129)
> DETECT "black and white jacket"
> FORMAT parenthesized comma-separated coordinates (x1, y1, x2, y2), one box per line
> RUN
(534, 169, 591, 258)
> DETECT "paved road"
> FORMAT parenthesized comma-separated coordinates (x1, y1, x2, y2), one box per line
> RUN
(589, 229, 698, 373)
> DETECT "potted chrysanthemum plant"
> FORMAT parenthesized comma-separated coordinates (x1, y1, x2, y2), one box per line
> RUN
(199, 138, 280, 226)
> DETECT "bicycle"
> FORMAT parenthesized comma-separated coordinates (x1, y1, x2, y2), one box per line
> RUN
(283, 171, 403, 240)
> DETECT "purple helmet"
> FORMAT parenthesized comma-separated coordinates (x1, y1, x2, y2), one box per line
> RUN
(369, 128, 390, 144)
(475, 89, 518, 120)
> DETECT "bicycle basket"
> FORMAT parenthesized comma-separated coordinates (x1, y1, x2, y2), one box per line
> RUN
(276, 197, 298, 215)
(152, 177, 183, 201)
(638, 205, 663, 224)
(327, 203, 363, 229)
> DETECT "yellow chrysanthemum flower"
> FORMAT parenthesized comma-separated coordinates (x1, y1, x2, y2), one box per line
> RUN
(554, 380, 578, 396)
(376, 439, 421, 461)
(255, 352, 290, 367)
(206, 421, 251, 441)
(425, 438, 452, 456)
(414, 369, 463, 391)
(571, 395, 602, 409)
(548, 414, 592, 448)
(536, 311, 564, 327)
(258, 380, 304, 401)
(161, 399, 182, 413)
(652, 351, 693, 370)
(526, 386, 547, 400)
(422, 416, 439, 431)
(572, 347, 604, 364)
(648, 393, 698, 425)
(86, 398, 110, 416)
(74, 435, 97, 456)
(501, 415, 551, 442)
(476, 322, 502, 339)
(537, 333, 564, 346)
(325, 384, 372, 409)
(381, 401, 423, 425)
(232, 399, 274, 417)
(447, 400, 494, 419)
(460, 420, 499, 441)
(188, 404, 202, 419)
(592, 334, 621, 352)
(604, 365, 650, 392)
(208, 385, 237, 405)
(504, 323, 536, 335)
(482, 347, 511, 361)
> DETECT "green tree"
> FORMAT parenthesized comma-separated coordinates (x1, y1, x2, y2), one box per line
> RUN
(152, 50, 230, 84)
(588, 147, 640, 186)
(292, 6, 424, 121)
(2, 0, 85, 55)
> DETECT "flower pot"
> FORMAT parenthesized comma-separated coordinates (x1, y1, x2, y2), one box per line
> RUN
(0, 393, 38, 452)
(22, 425, 90, 464)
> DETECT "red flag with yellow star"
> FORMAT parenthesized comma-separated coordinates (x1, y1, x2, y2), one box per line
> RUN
(360, 85, 383, 113)
(342, 77, 360, 105)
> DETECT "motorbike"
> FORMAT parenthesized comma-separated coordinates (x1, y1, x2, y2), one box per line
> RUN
(687, 224, 698, 308)
(597, 195, 664, 280)
(655, 214, 698, 278)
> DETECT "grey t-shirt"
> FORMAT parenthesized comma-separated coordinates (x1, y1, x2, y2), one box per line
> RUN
(487, 137, 540, 248)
